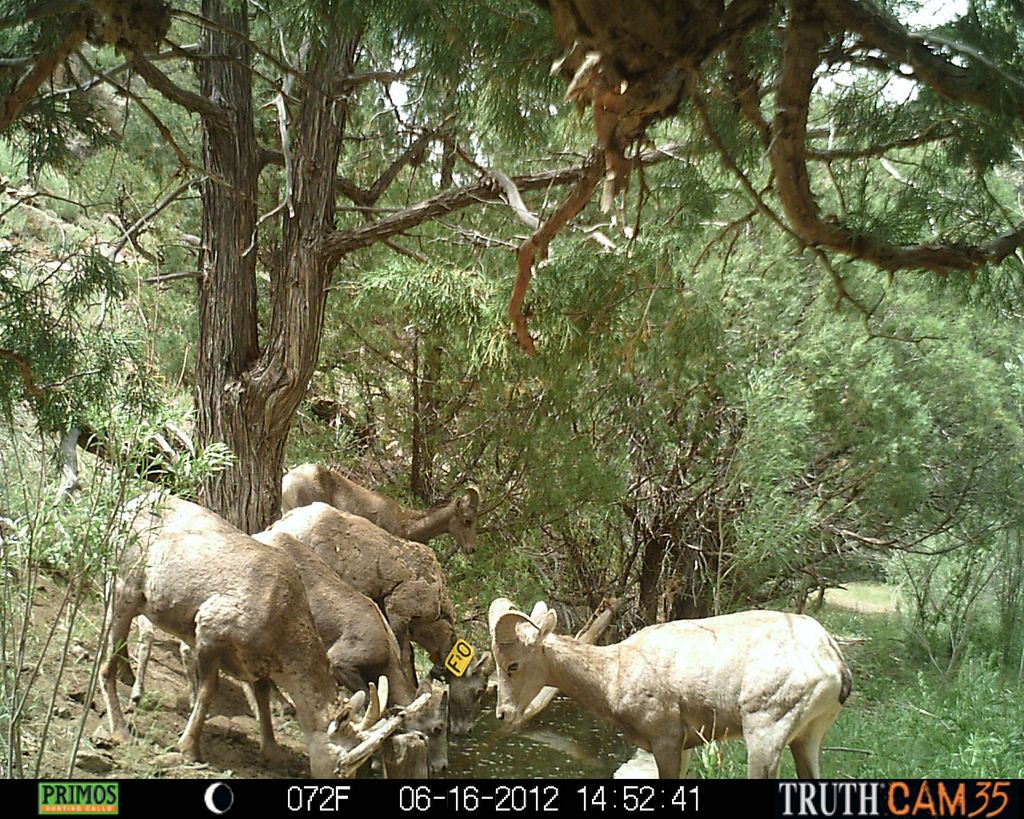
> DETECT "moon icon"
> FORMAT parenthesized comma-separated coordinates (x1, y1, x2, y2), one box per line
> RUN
(204, 782, 234, 814)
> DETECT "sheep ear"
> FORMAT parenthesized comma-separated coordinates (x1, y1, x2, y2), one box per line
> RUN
(477, 651, 496, 676)
(536, 608, 557, 640)
(461, 485, 480, 512)
(529, 601, 548, 621)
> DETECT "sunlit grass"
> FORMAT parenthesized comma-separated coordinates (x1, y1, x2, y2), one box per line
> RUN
(825, 581, 901, 614)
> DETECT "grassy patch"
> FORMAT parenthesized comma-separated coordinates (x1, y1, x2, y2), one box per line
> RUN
(825, 581, 902, 614)
(822, 604, 1023, 777)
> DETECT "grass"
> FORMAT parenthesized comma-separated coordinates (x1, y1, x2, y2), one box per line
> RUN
(825, 581, 901, 614)
(819, 604, 1023, 778)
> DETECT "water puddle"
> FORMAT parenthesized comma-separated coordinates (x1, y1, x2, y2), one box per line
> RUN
(443, 696, 633, 778)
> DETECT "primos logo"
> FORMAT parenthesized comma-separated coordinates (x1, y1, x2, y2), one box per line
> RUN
(38, 783, 119, 815)
(444, 638, 475, 676)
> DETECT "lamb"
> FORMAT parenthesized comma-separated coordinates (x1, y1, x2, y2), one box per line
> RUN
(489, 598, 852, 778)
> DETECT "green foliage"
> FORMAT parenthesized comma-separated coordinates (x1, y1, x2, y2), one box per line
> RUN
(0, 245, 155, 431)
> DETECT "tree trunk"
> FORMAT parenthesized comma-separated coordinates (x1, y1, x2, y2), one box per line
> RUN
(193, 0, 262, 531)
(630, 504, 666, 626)
(411, 332, 442, 503)
(194, 6, 358, 532)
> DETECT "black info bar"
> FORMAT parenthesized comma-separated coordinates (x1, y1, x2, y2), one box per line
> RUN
(10, 778, 1023, 818)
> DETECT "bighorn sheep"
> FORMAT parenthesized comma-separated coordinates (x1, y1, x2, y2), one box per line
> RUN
(281, 463, 481, 555)
(488, 599, 852, 779)
(102, 493, 422, 777)
(253, 529, 449, 775)
(438, 651, 493, 736)
(252, 530, 417, 698)
(268, 502, 492, 736)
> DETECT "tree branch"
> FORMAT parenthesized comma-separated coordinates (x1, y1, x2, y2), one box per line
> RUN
(347, 67, 418, 86)
(127, 51, 227, 126)
(79, 52, 208, 180)
(771, 1, 1024, 274)
(725, 38, 770, 147)
(110, 176, 201, 260)
(0, 1, 84, 29)
(806, 123, 949, 161)
(511, 148, 605, 355)
(455, 143, 540, 229)
(823, 0, 1024, 119)
(362, 127, 438, 206)
(324, 140, 692, 264)
(0, 347, 43, 397)
(0, 23, 85, 132)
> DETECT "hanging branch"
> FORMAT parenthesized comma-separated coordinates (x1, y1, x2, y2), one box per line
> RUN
(0, 24, 85, 132)
(510, 149, 605, 356)
(0, 348, 43, 397)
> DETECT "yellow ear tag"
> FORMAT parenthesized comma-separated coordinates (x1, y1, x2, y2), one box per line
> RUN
(444, 638, 475, 677)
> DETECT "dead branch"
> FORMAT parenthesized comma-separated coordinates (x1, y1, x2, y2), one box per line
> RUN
(511, 149, 605, 355)
(142, 270, 200, 285)
(336, 689, 432, 778)
(111, 177, 202, 261)
(0, 24, 85, 133)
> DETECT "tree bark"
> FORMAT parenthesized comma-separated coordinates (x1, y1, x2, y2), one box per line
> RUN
(193, 4, 357, 532)
(411, 332, 442, 503)
(193, 0, 262, 531)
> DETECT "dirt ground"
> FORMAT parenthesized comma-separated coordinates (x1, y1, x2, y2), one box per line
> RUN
(16, 572, 320, 780)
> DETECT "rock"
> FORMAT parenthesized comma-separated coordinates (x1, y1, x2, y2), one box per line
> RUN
(613, 749, 657, 779)
(75, 750, 113, 774)
(90, 725, 116, 749)
(52, 704, 73, 720)
(152, 752, 187, 769)
(67, 687, 92, 705)
(70, 641, 91, 663)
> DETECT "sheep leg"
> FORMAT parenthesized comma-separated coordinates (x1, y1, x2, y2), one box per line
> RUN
(745, 740, 785, 778)
(130, 617, 155, 708)
(179, 641, 198, 708)
(251, 678, 290, 767)
(101, 598, 142, 743)
(392, 627, 418, 686)
(178, 648, 219, 762)
(742, 712, 789, 778)
(650, 736, 686, 778)
(789, 709, 840, 779)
